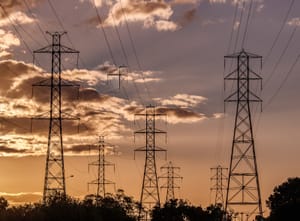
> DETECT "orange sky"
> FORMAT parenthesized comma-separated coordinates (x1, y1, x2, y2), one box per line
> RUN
(0, 0, 300, 219)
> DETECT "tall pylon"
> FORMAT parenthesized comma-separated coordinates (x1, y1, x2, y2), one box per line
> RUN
(33, 31, 79, 203)
(224, 49, 263, 221)
(159, 161, 182, 202)
(210, 165, 227, 207)
(88, 136, 115, 202)
(134, 105, 167, 220)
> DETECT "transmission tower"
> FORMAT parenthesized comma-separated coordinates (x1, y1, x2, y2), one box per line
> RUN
(224, 49, 263, 221)
(134, 105, 167, 220)
(107, 65, 127, 89)
(159, 161, 182, 202)
(210, 165, 227, 207)
(88, 136, 115, 202)
(33, 31, 79, 203)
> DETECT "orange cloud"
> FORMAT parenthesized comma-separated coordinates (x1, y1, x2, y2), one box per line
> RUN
(0, 192, 42, 205)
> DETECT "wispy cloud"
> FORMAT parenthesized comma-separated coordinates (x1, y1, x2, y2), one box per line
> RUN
(0, 192, 42, 205)
(0, 30, 20, 58)
(154, 94, 207, 108)
(104, 0, 179, 31)
(287, 17, 300, 27)
(157, 107, 206, 124)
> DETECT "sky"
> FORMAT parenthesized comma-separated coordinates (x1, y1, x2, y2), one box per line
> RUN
(0, 0, 300, 217)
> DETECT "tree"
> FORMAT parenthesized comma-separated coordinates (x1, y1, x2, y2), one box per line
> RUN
(151, 199, 207, 221)
(0, 197, 8, 211)
(267, 177, 300, 221)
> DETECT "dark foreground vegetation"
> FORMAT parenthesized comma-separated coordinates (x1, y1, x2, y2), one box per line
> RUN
(0, 178, 299, 221)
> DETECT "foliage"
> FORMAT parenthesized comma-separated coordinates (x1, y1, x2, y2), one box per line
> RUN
(151, 199, 225, 221)
(266, 177, 300, 221)
(0, 189, 138, 221)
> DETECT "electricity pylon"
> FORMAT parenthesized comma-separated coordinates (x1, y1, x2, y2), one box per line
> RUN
(160, 161, 182, 202)
(33, 31, 79, 203)
(134, 105, 167, 221)
(210, 165, 227, 207)
(88, 136, 115, 203)
(224, 49, 263, 221)
(107, 65, 127, 89)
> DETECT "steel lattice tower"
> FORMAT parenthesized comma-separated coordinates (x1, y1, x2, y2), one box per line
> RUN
(88, 136, 115, 202)
(160, 161, 182, 202)
(33, 32, 79, 203)
(210, 165, 227, 207)
(107, 65, 127, 89)
(224, 49, 263, 221)
(134, 105, 167, 220)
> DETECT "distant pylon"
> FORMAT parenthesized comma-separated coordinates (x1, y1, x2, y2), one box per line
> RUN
(210, 165, 227, 207)
(134, 105, 167, 220)
(107, 65, 127, 89)
(224, 49, 263, 221)
(88, 136, 115, 202)
(32, 31, 79, 203)
(160, 161, 182, 202)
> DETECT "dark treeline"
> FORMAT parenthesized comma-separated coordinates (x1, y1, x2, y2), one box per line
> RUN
(0, 177, 299, 221)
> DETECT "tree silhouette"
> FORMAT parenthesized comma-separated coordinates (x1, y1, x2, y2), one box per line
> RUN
(267, 177, 300, 221)
(0, 190, 138, 221)
(151, 199, 225, 221)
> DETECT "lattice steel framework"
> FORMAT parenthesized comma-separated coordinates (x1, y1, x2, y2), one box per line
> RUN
(210, 165, 227, 207)
(160, 161, 182, 202)
(134, 105, 167, 220)
(107, 65, 127, 89)
(88, 136, 115, 202)
(224, 49, 263, 221)
(33, 32, 79, 203)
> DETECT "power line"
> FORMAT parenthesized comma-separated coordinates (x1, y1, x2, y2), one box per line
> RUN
(264, 25, 297, 87)
(0, 4, 33, 56)
(118, 0, 152, 101)
(265, 55, 300, 109)
(226, 0, 239, 54)
(91, 0, 117, 65)
(110, 12, 130, 68)
(23, 0, 49, 44)
(46, 0, 87, 68)
(233, 0, 246, 52)
(90, 2, 146, 105)
(241, 0, 253, 48)
(263, 0, 296, 66)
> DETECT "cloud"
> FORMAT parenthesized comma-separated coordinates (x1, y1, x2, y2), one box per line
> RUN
(154, 20, 179, 32)
(65, 143, 115, 155)
(209, 0, 226, 3)
(85, 0, 204, 31)
(124, 102, 207, 124)
(127, 70, 162, 83)
(233, 21, 240, 30)
(287, 17, 300, 27)
(154, 94, 207, 108)
(209, 0, 264, 13)
(65, 144, 96, 153)
(0, 192, 42, 205)
(178, 8, 197, 27)
(171, 0, 199, 5)
(0, 11, 35, 27)
(80, 0, 113, 8)
(0, 30, 20, 58)
(0, 0, 39, 12)
(100, 0, 180, 31)
(0, 60, 41, 94)
(0, 59, 164, 156)
(202, 18, 225, 26)
(0, 0, 40, 26)
(157, 107, 206, 124)
(0, 145, 28, 154)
